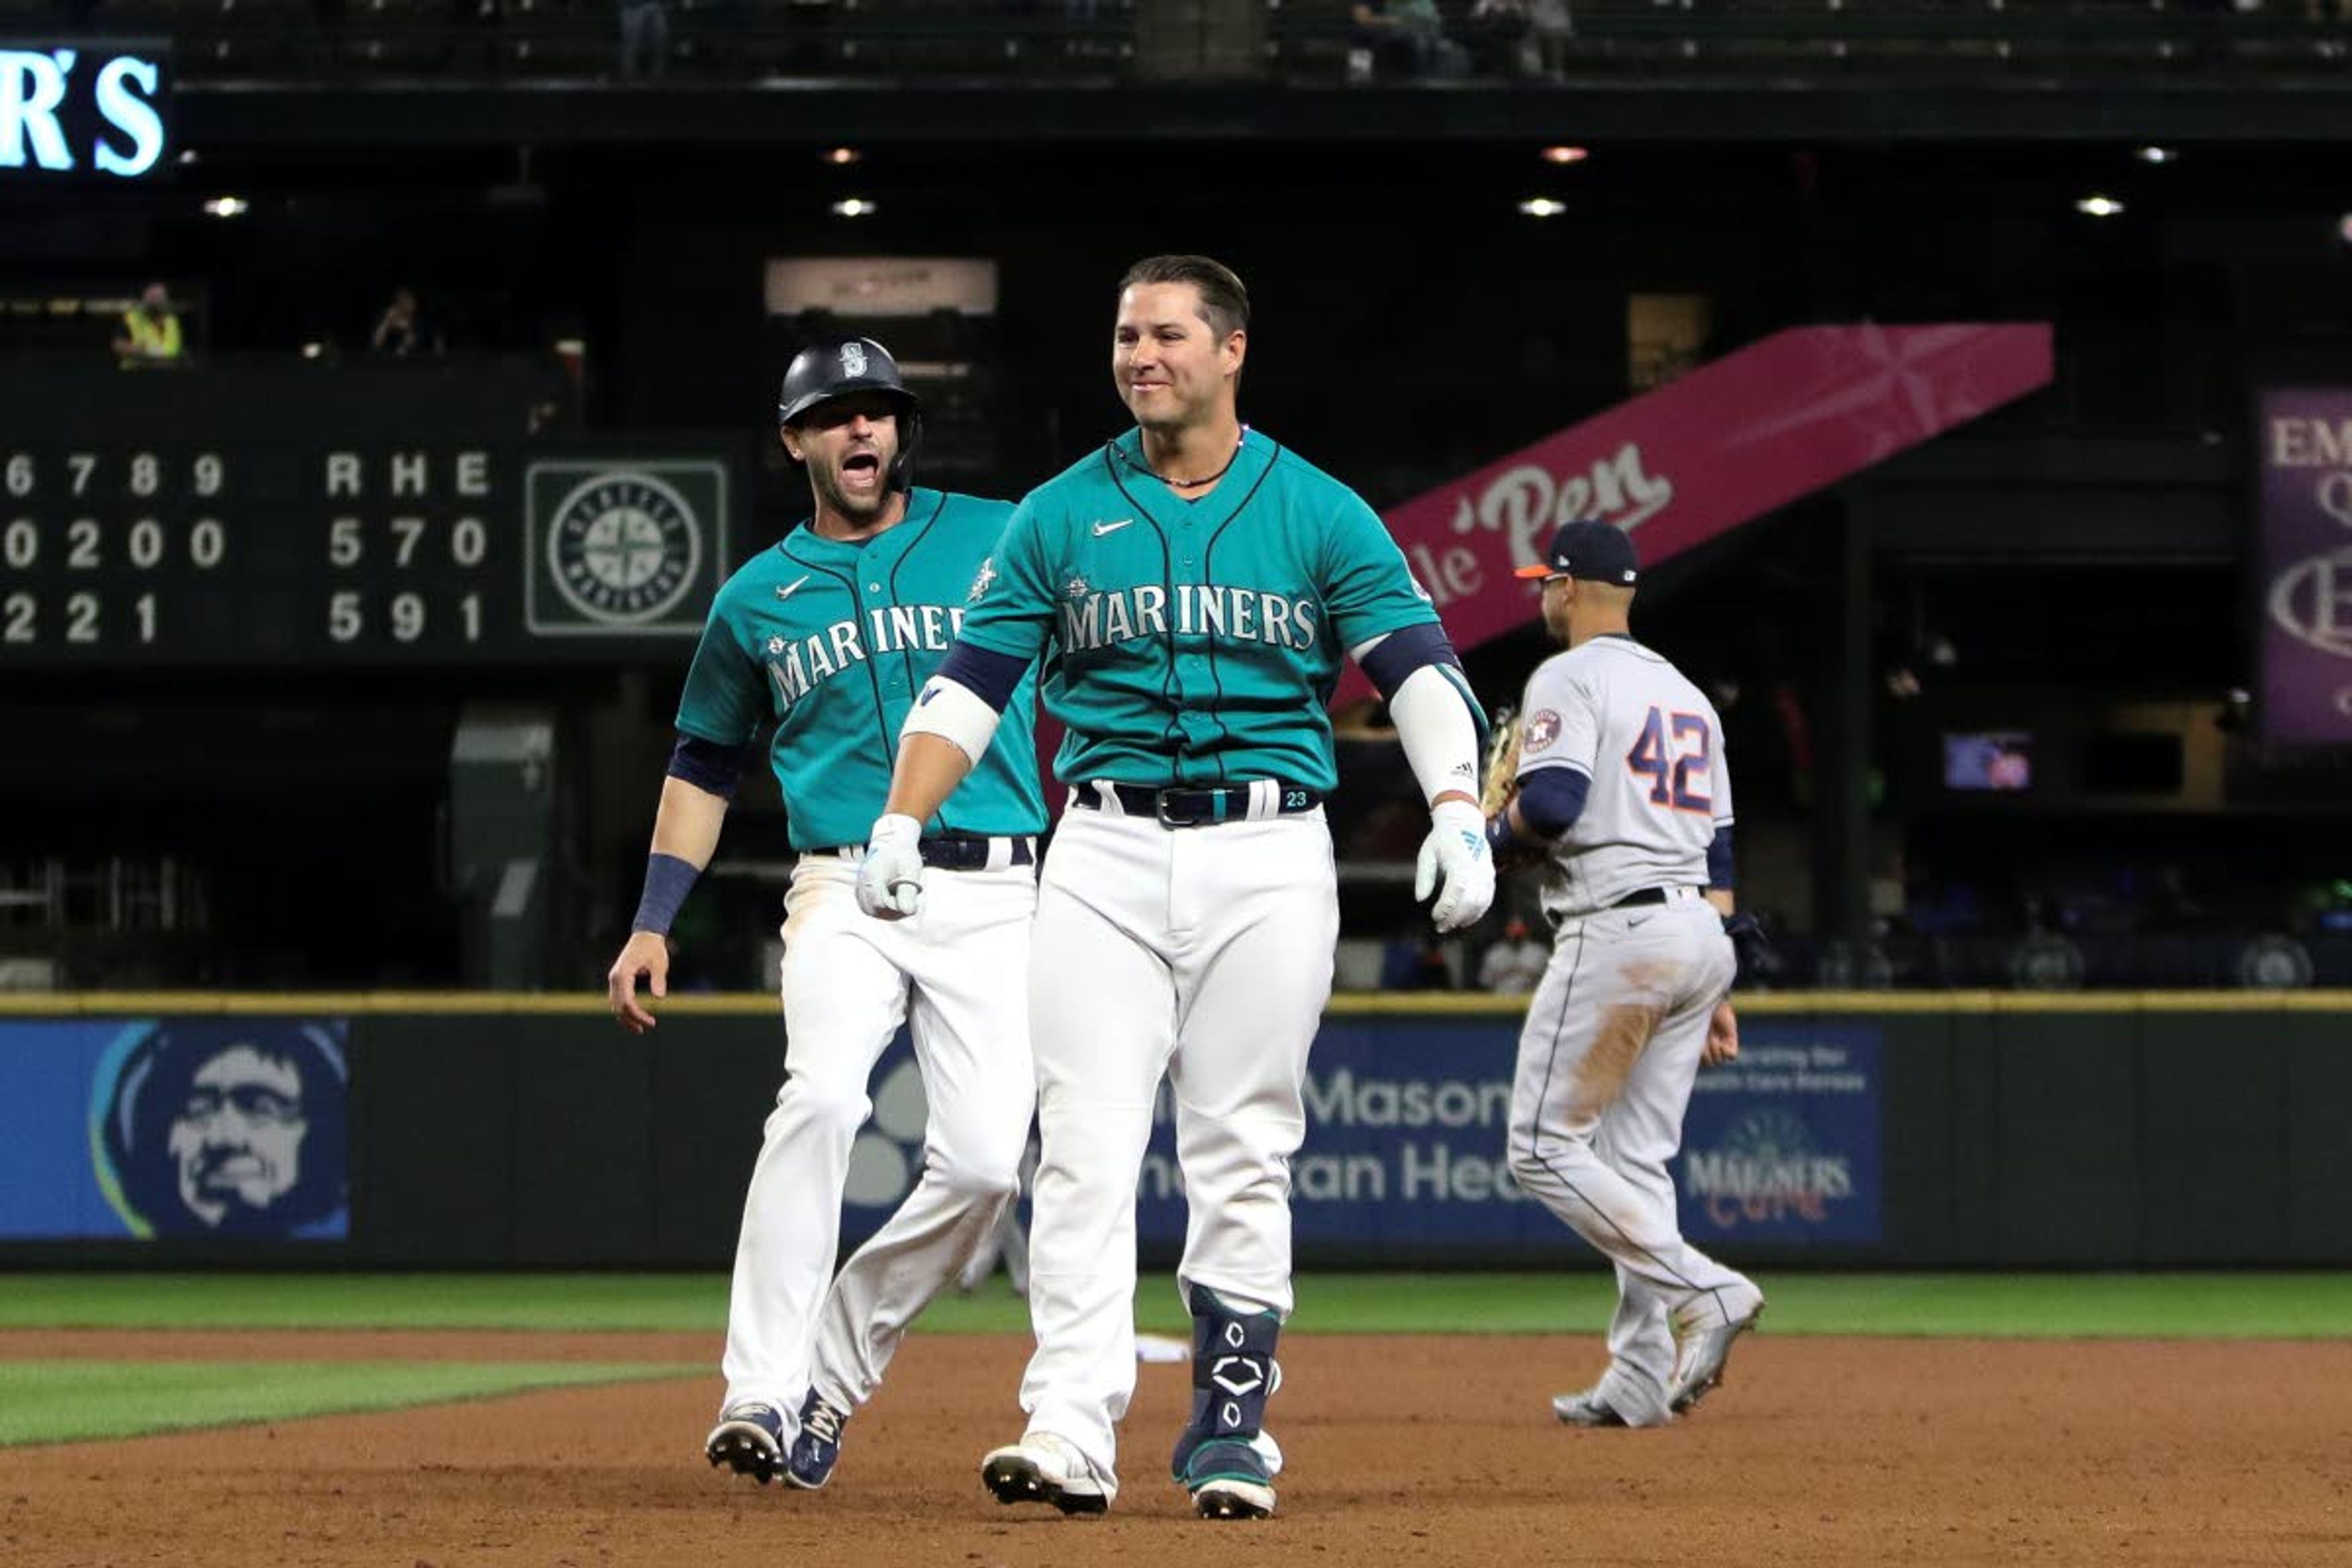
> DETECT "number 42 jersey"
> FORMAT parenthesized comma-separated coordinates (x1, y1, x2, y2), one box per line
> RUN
(1511, 633, 1733, 921)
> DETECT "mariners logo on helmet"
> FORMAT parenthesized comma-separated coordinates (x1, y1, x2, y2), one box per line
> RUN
(546, 469, 705, 625)
(839, 341, 869, 378)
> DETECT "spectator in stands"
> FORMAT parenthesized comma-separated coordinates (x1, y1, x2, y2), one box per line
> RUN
(619, 0, 669, 80)
(371, 287, 445, 356)
(1477, 916, 1550, 993)
(1351, 0, 1471, 79)
(111, 282, 183, 369)
(1465, 0, 1539, 78)
(1529, 0, 1571, 77)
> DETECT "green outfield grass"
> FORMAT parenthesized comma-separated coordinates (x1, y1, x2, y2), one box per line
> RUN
(0, 1360, 688, 1447)
(3, 1270, 2348, 1340)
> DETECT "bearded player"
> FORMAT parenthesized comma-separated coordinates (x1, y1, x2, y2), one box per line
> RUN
(1485, 519, 1766, 1430)
(604, 338, 1045, 1493)
(856, 255, 1494, 1520)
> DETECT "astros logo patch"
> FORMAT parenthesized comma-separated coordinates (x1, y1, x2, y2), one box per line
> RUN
(546, 470, 704, 626)
(1523, 708, 1563, 753)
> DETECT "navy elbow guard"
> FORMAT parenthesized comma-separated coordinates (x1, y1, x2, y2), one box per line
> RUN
(1722, 910, 1773, 987)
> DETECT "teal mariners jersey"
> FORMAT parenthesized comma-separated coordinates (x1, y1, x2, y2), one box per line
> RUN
(676, 487, 1047, 850)
(956, 428, 1441, 793)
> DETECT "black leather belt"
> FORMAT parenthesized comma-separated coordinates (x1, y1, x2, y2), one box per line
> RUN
(823, 835, 1034, 871)
(1071, 781, 1324, 829)
(1613, 886, 1698, 908)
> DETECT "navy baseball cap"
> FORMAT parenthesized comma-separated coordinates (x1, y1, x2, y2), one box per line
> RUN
(1515, 519, 1640, 585)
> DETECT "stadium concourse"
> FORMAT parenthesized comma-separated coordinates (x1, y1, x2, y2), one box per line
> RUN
(4, 1327, 2349, 1565)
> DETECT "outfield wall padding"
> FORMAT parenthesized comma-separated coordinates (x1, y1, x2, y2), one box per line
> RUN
(2, 995, 2345, 1269)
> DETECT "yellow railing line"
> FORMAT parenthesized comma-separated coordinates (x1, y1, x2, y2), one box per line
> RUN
(2, 990, 2350, 1017)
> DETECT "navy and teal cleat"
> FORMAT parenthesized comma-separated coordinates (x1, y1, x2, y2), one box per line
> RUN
(704, 1401, 786, 1485)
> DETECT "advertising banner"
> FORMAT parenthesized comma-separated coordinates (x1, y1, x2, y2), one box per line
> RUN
(1676, 1025, 1882, 1245)
(0, 1017, 349, 1241)
(839, 1018, 1882, 1257)
(2256, 387, 2352, 746)
(1336, 323, 2053, 701)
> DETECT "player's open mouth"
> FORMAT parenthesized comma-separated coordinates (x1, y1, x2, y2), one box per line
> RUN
(842, 453, 881, 489)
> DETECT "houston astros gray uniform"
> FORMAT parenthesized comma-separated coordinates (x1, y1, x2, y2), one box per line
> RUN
(605, 339, 1046, 1492)
(1486, 518, 1765, 1430)
(854, 255, 1494, 1520)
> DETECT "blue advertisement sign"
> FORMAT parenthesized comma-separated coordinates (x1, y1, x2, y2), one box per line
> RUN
(1675, 1025, 1882, 1245)
(1139, 1020, 1570, 1253)
(0, 1018, 349, 1241)
(834, 1017, 1882, 1257)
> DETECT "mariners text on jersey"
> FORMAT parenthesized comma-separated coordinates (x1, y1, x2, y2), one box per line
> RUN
(767, 603, 970, 710)
(1057, 583, 1317, 655)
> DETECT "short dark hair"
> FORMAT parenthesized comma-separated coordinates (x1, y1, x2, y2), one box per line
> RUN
(1118, 254, 1250, 339)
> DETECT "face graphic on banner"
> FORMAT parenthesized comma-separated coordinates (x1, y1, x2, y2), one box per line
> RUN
(164, 1044, 310, 1228)
(99, 1021, 349, 1238)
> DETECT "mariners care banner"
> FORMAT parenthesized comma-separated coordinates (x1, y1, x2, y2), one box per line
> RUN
(2257, 388, 2352, 747)
(1340, 323, 2053, 696)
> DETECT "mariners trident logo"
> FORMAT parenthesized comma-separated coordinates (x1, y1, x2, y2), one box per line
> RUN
(544, 471, 703, 625)
(523, 459, 729, 638)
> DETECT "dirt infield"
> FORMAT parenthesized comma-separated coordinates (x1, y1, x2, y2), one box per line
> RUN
(7, 1330, 2349, 1567)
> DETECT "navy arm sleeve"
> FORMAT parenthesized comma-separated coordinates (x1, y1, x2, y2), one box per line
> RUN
(1707, 825, 1736, 890)
(935, 641, 1029, 712)
(1517, 766, 1591, 839)
(668, 733, 753, 799)
(1359, 620, 1459, 700)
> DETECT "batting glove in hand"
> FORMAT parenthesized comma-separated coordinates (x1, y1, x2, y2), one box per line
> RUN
(1415, 798, 1496, 933)
(856, 813, 926, 920)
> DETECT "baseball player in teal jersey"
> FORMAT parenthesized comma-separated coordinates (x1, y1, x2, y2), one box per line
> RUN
(1485, 519, 1766, 1431)
(855, 255, 1495, 1521)
(603, 337, 1046, 1494)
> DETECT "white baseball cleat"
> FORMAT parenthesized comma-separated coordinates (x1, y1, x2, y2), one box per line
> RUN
(1550, 1386, 1631, 1428)
(1669, 1301, 1763, 1415)
(981, 1431, 1112, 1516)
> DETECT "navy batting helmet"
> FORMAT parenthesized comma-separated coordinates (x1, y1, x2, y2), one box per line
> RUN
(778, 337, 921, 492)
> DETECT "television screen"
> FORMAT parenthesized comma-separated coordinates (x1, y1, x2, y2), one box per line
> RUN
(1943, 731, 2033, 791)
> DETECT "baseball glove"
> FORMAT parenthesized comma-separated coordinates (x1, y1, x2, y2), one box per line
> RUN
(1479, 706, 1522, 819)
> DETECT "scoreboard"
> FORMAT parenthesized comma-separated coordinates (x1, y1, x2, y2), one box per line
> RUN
(0, 359, 743, 666)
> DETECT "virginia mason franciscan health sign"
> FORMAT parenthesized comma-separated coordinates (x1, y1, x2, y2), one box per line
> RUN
(2258, 388, 2352, 747)
(835, 1019, 1883, 1257)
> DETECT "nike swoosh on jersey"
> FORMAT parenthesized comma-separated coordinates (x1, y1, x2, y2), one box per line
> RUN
(774, 575, 812, 600)
(1091, 519, 1133, 537)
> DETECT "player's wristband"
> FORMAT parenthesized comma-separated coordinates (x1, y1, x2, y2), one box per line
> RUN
(631, 852, 701, 937)
(1485, 810, 1529, 860)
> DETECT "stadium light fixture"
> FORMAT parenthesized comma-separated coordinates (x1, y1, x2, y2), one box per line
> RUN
(1518, 197, 1567, 218)
(202, 196, 249, 218)
(1539, 145, 1589, 165)
(831, 198, 878, 218)
(2135, 146, 2177, 165)
(2075, 195, 2125, 218)
(821, 146, 862, 167)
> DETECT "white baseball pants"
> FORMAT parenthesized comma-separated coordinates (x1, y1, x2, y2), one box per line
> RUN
(1505, 893, 1757, 1426)
(720, 852, 1037, 1424)
(1014, 805, 1337, 1498)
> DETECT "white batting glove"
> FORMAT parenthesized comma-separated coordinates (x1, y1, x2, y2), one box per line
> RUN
(1414, 797, 1495, 933)
(855, 813, 925, 920)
